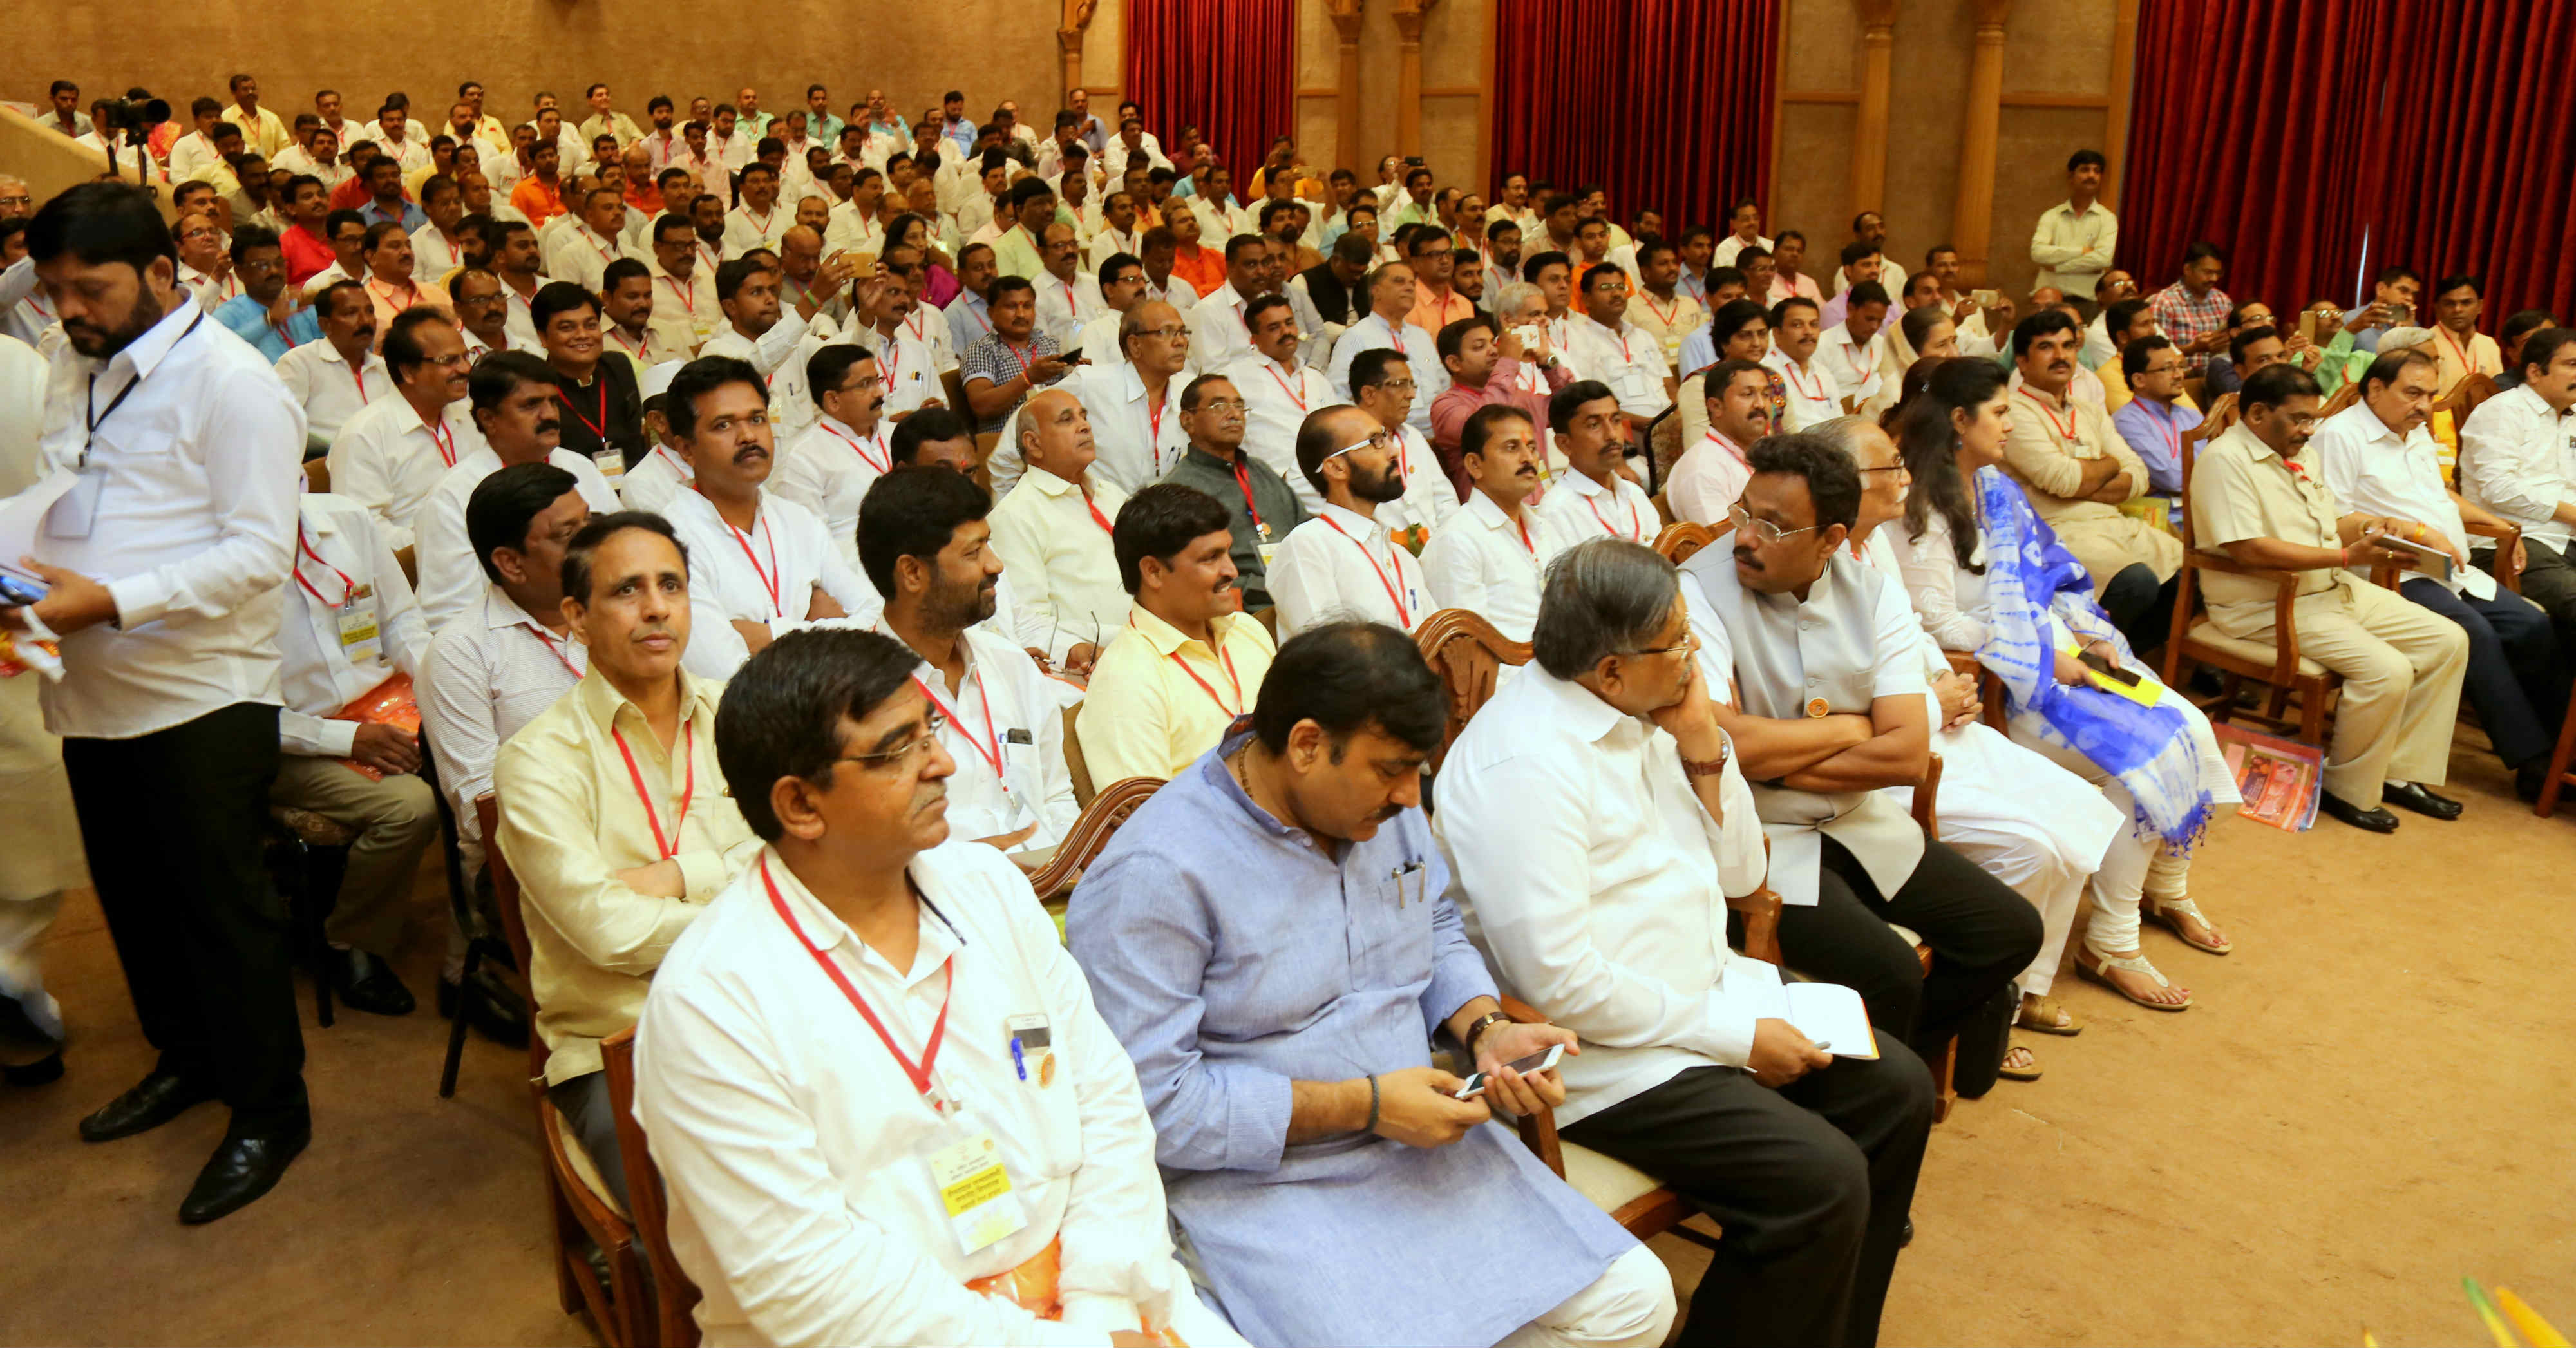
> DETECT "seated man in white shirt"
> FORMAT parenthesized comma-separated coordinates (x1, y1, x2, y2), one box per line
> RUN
(1067, 299, 1191, 493)
(634, 627, 1245, 1348)
(413, 351, 625, 629)
(619, 359, 696, 514)
(658, 356, 882, 677)
(1421, 404, 1572, 641)
(1325, 260, 1442, 436)
(773, 344, 893, 574)
(1668, 359, 1775, 526)
(1535, 380, 1659, 545)
(1763, 297, 1844, 431)
(1226, 295, 1336, 514)
(1186, 234, 1271, 374)
(860, 467, 1081, 856)
(1437, 535, 1933, 1348)
(2459, 327, 2576, 658)
(1817, 282, 1891, 412)
(1345, 345, 1461, 536)
(1078, 484, 1281, 783)
(327, 308, 482, 549)
(276, 280, 387, 453)
(698, 258, 816, 379)
(1567, 262, 1672, 434)
(273, 490, 439, 1017)
(1271, 403, 1434, 636)
(987, 388, 1132, 674)
(1032, 222, 1104, 350)
(543, 185, 634, 295)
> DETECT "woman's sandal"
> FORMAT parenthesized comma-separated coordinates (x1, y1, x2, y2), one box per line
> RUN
(2016, 995, 2083, 1036)
(2075, 946, 2193, 1011)
(2144, 897, 2232, 955)
(1998, 1043, 2043, 1081)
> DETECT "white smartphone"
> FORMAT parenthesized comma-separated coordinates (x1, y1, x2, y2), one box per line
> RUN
(1512, 323, 1545, 349)
(1454, 1043, 1566, 1099)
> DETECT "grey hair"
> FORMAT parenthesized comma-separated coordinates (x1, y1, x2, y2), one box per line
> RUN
(1531, 538, 1681, 679)
(1806, 414, 1882, 461)
(1492, 280, 1544, 319)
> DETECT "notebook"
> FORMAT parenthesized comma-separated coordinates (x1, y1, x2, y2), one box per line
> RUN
(1764, 982, 1879, 1060)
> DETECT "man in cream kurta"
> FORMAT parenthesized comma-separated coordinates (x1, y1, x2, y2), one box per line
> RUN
(2002, 318, 2181, 598)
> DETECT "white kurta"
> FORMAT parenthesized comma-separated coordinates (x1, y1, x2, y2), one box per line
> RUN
(1419, 489, 1570, 641)
(1269, 502, 1434, 637)
(663, 488, 885, 678)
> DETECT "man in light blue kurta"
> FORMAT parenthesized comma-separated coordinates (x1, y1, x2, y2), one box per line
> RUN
(1071, 621, 1673, 1348)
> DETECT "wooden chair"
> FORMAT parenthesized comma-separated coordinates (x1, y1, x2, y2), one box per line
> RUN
(261, 806, 352, 1027)
(1941, 649, 2009, 730)
(471, 795, 647, 1348)
(603, 1028, 701, 1348)
(302, 456, 334, 494)
(1026, 775, 1166, 903)
(1651, 519, 1725, 565)
(2533, 688, 2576, 819)
(1249, 605, 1279, 638)
(939, 368, 969, 419)
(1649, 489, 1677, 529)
(1413, 609, 1531, 777)
(1062, 703, 1095, 808)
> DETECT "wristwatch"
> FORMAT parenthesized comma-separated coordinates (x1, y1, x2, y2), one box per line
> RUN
(1460, 1010, 1511, 1060)
(1680, 736, 1732, 779)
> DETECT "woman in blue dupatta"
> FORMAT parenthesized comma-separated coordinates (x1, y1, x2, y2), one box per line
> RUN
(1889, 358, 2242, 1013)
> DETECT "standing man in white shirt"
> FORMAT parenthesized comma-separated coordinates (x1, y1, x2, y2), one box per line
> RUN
(773, 344, 893, 574)
(1228, 294, 1335, 513)
(1436, 536, 1933, 1348)
(1567, 262, 1672, 433)
(413, 351, 625, 629)
(1667, 360, 1776, 526)
(327, 307, 481, 549)
(987, 389, 1131, 671)
(1536, 381, 1658, 545)
(659, 356, 881, 678)
(1073, 300, 1191, 493)
(276, 280, 386, 453)
(634, 627, 1247, 1347)
(2029, 149, 2117, 301)
(861, 467, 1081, 855)
(1763, 297, 1844, 431)
(2315, 346, 2563, 797)
(271, 489, 437, 1016)
(1421, 404, 1571, 640)
(8, 184, 310, 1222)
(1270, 404, 1434, 636)
(2461, 327, 2576, 659)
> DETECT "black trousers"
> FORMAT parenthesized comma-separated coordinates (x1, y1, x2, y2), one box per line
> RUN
(1775, 835, 2043, 1061)
(1562, 1053, 1935, 1348)
(2099, 562, 2179, 655)
(2497, 537, 2576, 661)
(61, 703, 307, 1134)
(2402, 575, 2562, 769)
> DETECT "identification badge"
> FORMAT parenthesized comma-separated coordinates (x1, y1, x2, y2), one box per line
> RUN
(591, 448, 627, 481)
(337, 591, 383, 667)
(1256, 542, 1281, 572)
(1614, 367, 1654, 402)
(44, 471, 104, 541)
(1804, 697, 1830, 718)
(917, 1117, 1028, 1255)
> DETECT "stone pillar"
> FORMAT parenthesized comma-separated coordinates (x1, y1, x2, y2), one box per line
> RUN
(1949, 0, 2015, 285)
(1330, 0, 1367, 173)
(2104, 0, 2140, 212)
(1848, 0, 1898, 218)
(1394, 0, 1440, 158)
(1058, 0, 1097, 109)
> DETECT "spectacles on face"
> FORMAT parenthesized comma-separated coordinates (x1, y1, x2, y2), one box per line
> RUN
(1196, 397, 1247, 413)
(1857, 462, 1909, 479)
(1324, 429, 1399, 463)
(425, 352, 473, 370)
(1132, 323, 1186, 341)
(1727, 503, 1821, 545)
(837, 710, 949, 772)
(1624, 628, 1700, 658)
(838, 374, 886, 394)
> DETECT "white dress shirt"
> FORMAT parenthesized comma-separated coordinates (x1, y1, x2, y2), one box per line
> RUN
(2459, 384, 2576, 553)
(1070, 362, 1189, 495)
(412, 223, 466, 282)
(1325, 312, 1446, 436)
(1432, 665, 1772, 1125)
(824, 200, 887, 258)
(770, 414, 891, 573)
(1815, 327, 1884, 410)
(1185, 282, 1255, 374)
(722, 202, 790, 254)
(697, 312, 817, 384)
(1566, 316, 1671, 421)
(1269, 502, 1432, 636)
(1667, 431, 1754, 527)
(1374, 422, 1463, 537)
(325, 393, 486, 550)
(1088, 224, 1144, 270)
(1077, 310, 1130, 370)
(1034, 270, 1106, 351)
(620, 444, 695, 515)
(647, 262, 724, 358)
(1141, 273, 1199, 317)
(1224, 353, 1333, 514)
(1420, 489, 1571, 641)
(1761, 349, 1845, 432)
(277, 493, 431, 757)
(2313, 401, 2500, 599)
(420, 585, 587, 868)
(905, 623, 1081, 851)
(986, 468, 1132, 661)
(848, 322, 942, 416)
(275, 339, 390, 446)
(546, 222, 637, 295)
(633, 839, 1238, 1348)
(20, 303, 302, 737)
(663, 487, 885, 678)
(1535, 467, 1657, 546)
(413, 447, 624, 632)
(1712, 233, 1774, 269)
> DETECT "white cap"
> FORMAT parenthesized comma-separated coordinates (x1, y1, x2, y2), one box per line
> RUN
(641, 359, 685, 401)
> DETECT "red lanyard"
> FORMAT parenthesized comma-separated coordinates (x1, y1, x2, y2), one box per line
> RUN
(2138, 397, 2182, 463)
(607, 327, 645, 359)
(878, 332, 904, 383)
(1385, 321, 1407, 357)
(292, 520, 356, 607)
(2437, 325, 2474, 378)
(370, 278, 419, 314)
(1777, 359, 1824, 402)
(1160, 629, 1244, 714)
(1586, 484, 1645, 540)
(1000, 337, 1036, 383)
(912, 670, 1005, 780)
(1703, 432, 1748, 466)
(1642, 292, 1679, 328)
(610, 720, 696, 860)
(1264, 363, 1308, 412)
(716, 504, 783, 616)
(969, 303, 994, 337)
(1320, 515, 1412, 626)
(762, 855, 955, 1110)
(824, 422, 889, 472)
(585, 228, 620, 264)
(2018, 386, 2079, 443)
(422, 410, 458, 467)
(1512, 511, 1537, 556)
(661, 274, 696, 314)
(1084, 492, 1115, 536)
(1233, 460, 1267, 536)
(349, 359, 370, 404)
(1146, 389, 1168, 459)
(523, 622, 582, 678)
(556, 380, 611, 445)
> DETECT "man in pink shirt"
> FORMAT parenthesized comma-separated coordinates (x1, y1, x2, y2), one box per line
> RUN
(1431, 313, 1571, 500)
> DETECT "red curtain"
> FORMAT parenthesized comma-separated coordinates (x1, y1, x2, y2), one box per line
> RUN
(2123, 0, 2576, 321)
(1124, 0, 1296, 198)
(1490, 0, 1777, 233)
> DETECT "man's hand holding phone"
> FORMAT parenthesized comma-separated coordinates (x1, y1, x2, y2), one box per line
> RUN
(1465, 1020, 1577, 1115)
(1370, 1065, 1491, 1147)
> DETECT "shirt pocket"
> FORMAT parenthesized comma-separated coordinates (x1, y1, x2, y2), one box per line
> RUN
(1344, 863, 1434, 996)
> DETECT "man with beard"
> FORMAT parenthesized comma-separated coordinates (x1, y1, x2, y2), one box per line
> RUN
(1270, 403, 1435, 636)
(1667, 359, 1776, 526)
(657, 356, 881, 679)
(861, 465, 1081, 857)
(412, 351, 625, 629)
(5, 184, 309, 1223)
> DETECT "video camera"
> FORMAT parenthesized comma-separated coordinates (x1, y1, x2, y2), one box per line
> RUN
(97, 95, 170, 145)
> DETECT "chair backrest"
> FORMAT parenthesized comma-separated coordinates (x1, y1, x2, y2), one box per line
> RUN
(394, 544, 418, 588)
(475, 793, 546, 1081)
(1027, 775, 1164, 901)
(602, 1027, 703, 1348)
(2318, 380, 2363, 421)
(1649, 489, 1676, 529)
(1249, 605, 1279, 638)
(1413, 608, 1531, 775)
(303, 456, 334, 495)
(1062, 703, 1096, 808)
(1653, 520, 1723, 565)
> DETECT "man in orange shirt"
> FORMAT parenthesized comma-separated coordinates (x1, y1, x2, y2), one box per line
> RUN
(1404, 226, 1473, 336)
(511, 142, 568, 226)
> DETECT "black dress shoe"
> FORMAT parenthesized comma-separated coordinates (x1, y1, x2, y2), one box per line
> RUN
(2382, 781, 2464, 821)
(79, 1067, 218, 1143)
(329, 948, 417, 1017)
(439, 968, 530, 1047)
(2517, 760, 2552, 803)
(2320, 792, 2401, 833)
(178, 1123, 310, 1224)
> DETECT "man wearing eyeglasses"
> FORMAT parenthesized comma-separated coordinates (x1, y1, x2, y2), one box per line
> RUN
(1677, 433, 2042, 1090)
(1072, 299, 1192, 494)
(1271, 404, 1435, 637)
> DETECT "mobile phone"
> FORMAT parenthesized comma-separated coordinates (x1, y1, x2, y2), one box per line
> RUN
(2298, 309, 2319, 345)
(1971, 289, 2002, 309)
(1455, 1043, 1566, 1099)
(0, 571, 47, 607)
(1511, 323, 1545, 349)
(2078, 649, 2141, 687)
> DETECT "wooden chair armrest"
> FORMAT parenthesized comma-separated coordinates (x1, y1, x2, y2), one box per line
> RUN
(1940, 649, 1980, 678)
(2470, 520, 2523, 591)
(1730, 886, 1783, 967)
(1493, 995, 1566, 1177)
(2183, 547, 2297, 585)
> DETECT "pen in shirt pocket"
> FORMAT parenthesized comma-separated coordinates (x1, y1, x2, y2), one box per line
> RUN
(1390, 860, 1424, 907)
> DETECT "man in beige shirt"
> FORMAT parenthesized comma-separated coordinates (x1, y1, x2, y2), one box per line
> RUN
(2002, 309, 2181, 645)
(493, 512, 759, 1203)
(2029, 149, 2117, 299)
(2186, 363, 2469, 833)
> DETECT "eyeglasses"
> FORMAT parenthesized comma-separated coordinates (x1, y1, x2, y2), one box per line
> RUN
(1857, 462, 1910, 479)
(1131, 324, 1187, 341)
(836, 710, 949, 772)
(1622, 629, 1700, 658)
(838, 374, 886, 393)
(1727, 503, 1821, 545)
(1325, 429, 1399, 462)
(426, 352, 473, 369)
(1372, 380, 1418, 394)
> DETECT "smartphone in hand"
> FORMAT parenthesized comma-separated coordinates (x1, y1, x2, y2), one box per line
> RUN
(1454, 1043, 1566, 1099)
